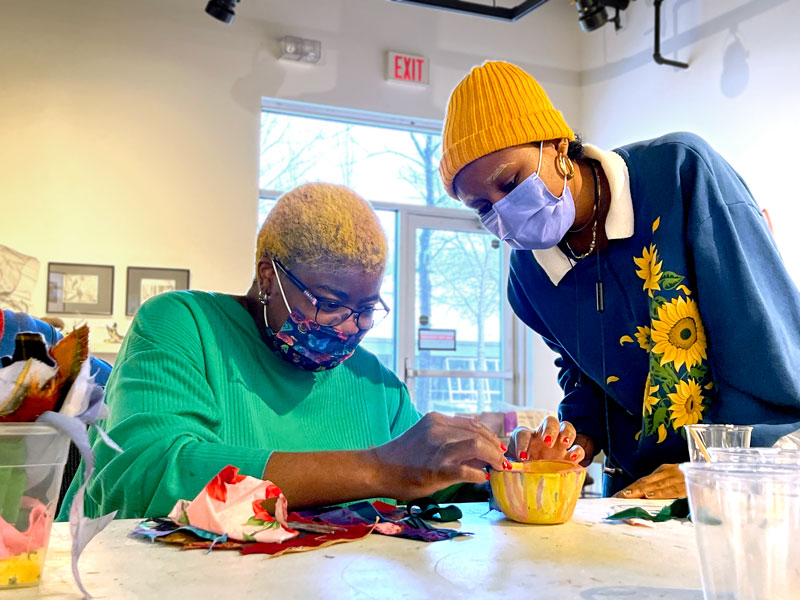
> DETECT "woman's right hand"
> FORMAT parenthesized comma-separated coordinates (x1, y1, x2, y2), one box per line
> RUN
(372, 412, 509, 499)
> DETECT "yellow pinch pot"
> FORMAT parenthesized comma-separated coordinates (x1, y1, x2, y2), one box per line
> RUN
(490, 460, 586, 525)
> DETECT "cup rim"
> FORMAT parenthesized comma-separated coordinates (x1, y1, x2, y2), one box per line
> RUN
(683, 423, 754, 432)
(489, 459, 586, 475)
(0, 423, 62, 436)
(709, 447, 800, 457)
(680, 461, 800, 480)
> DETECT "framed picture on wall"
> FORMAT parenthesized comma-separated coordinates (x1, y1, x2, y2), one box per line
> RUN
(126, 266, 190, 315)
(47, 262, 114, 315)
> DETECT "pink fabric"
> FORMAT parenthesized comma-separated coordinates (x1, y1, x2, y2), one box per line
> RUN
(168, 465, 298, 544)
(0, 497, 49, 558)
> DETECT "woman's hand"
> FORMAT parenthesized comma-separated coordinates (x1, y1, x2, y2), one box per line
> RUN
(372, 412, 509, 499)
(613, 463, 685, 499)
(507, 416, 585, 464)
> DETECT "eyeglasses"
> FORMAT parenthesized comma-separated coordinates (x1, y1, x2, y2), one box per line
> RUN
(273, 259, 390, 330)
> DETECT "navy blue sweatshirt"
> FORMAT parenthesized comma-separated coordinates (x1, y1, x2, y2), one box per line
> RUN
(508, 133, 800, 495)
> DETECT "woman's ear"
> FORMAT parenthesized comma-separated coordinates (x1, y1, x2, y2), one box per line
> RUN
(555, 138, 575, 180)
(257, 259, 276, 298)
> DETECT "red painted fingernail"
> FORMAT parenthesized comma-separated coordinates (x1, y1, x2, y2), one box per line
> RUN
(500, 443, 508, 452)
(544, 435, 553, 445)
(562, 436, 570, 445)
(485, 472, 491, 481)
(503, 459, 512, 470)
(519, 451, 528, 460)
(570, 453, 578, 461)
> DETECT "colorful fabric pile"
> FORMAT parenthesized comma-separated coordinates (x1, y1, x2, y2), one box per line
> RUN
(131, 465, 469, 557)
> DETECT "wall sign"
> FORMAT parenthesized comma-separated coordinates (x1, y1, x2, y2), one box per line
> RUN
(418, 328, 456, 351)
(386, 51, 428, 85)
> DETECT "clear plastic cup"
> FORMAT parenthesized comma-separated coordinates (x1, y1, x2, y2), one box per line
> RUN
(709, 447, 800, 465)
(0, 423, 69, 589)
(684, 424, 753, 462)
(681, 462, 800, 600)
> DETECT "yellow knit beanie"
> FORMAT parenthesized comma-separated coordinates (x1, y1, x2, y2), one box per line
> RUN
(439, 61, 574, 198)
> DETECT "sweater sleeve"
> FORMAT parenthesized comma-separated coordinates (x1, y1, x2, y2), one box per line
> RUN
(685, 141, 800, 445)
(87, 295, 270, 518)
(507, 257, 607, 455)
(547, 339, 609, 456)
(389, 383, 422, 437)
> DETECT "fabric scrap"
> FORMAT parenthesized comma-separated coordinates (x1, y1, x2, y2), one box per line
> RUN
(605, 498, 690, 524)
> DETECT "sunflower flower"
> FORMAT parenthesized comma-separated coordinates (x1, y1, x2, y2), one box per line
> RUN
(651, 296, 707, 371)
(635, 326, 652, 351)
(634, 244, 663, 296)
(668, 378, 705, 429)
(643, 375, 660, 416)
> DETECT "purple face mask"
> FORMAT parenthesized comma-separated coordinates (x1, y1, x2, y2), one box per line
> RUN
(479, 141, 575, 250)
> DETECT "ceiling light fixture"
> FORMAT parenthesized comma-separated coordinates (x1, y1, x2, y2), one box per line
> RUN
(280, 36, 322, 64)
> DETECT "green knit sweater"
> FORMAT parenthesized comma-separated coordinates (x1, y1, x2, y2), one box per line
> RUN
(60, 291, 421, 519)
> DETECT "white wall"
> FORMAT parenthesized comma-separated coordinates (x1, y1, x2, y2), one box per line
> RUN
(15, 1, 790, 412)
(579, 0, 800, 280)
(0, 0, 582, 366)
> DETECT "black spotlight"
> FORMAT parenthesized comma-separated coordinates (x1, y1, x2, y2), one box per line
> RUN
(574, 0, 630, 32)
(205, 0, 240, 24)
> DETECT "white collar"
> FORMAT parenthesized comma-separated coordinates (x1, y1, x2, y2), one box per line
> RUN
(531, 144, 634, 286)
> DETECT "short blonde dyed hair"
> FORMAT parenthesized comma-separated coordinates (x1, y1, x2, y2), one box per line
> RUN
(256, 183, 387, 275)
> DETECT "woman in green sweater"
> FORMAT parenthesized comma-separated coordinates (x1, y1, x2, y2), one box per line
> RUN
(71, 183, 509, 519)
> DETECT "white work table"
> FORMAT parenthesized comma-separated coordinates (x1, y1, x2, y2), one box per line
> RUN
(9, 499, 703, 599)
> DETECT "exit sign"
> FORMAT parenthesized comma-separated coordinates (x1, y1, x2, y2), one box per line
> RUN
(386, 51, 428, 85)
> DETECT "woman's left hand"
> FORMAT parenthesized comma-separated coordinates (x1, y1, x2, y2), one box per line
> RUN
(507, 417, 585, 464)
(613, 463, 685, 499)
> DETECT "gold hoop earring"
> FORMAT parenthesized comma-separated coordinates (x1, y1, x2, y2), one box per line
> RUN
(557, 154, 575, 180)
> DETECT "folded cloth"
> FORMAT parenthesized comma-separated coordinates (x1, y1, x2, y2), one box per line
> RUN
(167, 465, 297, 544)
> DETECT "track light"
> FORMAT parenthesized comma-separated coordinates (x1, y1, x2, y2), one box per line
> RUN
(574, 0, 630, 32)
(205, 0, 240, 24)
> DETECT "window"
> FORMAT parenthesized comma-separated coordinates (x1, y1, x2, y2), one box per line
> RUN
(258, 100, 521, 413)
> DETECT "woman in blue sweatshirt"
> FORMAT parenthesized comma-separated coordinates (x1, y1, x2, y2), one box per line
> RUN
(440, 61, 800, 497)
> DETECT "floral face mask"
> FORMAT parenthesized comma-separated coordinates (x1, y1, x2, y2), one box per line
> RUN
(262, 264, 367, 372)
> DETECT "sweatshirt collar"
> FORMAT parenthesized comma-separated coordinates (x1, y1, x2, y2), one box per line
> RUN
(531, 144, 634, 286)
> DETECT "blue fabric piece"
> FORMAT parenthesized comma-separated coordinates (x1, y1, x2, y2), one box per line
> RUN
(1, 309, 112, 386)
(130, 518, 228, 543)
(508, 132, 800, 494)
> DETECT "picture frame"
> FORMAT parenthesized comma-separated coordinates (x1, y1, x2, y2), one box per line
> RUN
(47, 262, 114, 315)
(126, 266, 190, 315)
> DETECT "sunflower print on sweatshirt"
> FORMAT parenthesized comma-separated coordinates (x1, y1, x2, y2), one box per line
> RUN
(620, 217, 715, 443)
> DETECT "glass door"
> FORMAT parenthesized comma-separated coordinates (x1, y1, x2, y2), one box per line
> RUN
(401, 213, 513, 414)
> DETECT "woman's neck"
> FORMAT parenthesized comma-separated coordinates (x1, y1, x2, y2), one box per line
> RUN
(561, 159, 610, 258)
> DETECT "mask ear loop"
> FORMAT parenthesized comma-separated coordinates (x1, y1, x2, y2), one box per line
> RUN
(536, 140, 544, 174)
(264, 259, 292, 331)
(271, 259, 292, 313)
